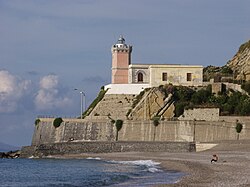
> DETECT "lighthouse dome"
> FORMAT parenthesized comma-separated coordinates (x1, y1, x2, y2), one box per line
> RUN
(117, 36, 125, 44)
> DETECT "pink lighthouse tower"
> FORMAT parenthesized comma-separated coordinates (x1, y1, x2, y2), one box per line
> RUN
(111, 36, 132, 84)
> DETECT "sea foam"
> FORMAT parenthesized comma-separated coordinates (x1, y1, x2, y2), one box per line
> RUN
(86, 157, 101, 160)
(109, 160, 162, 173)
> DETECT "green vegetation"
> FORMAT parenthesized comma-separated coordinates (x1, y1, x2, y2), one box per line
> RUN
(172, 86, 195, 117)
(152, 116, 160, 141)
(203, 65, 233, 82)
(53, 117, 63, 128)
(157, 84, 250, 117)
(152, 116, 160, 127)
(115, 119, 123, 141)
(130, 84, 250, 117)
(34, 118, 41, 126)
(220, 66, 233, 74)
(235, 122, 243, 140)
(158, 84, 174, 99)
(238, 40, 250, 54)
(82, 86, 107, 118)
(241, 81, 250, 94)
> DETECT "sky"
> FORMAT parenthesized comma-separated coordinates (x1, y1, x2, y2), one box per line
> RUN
(0, 0, 249, 147)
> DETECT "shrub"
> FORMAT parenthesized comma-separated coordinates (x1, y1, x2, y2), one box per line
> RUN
(82, 88, 107, 118)
(35, 119, 41, 126)
(236, 122, 243, 140)
(239, 98, 250, 115)
(115, 119, 123, 132)
(238, 40, 250, 53)
(171, 85, 250, 116)
(175, 102, 188, 117)
(222, 103, 234, 114)
(220, 66, 233, 74)
(115, 119, 123, 141)
(53, 117, 63, 128)
(173, 86, 194, 102)
(236, 122, 243, 133)
(153, 118, 160, 127)
(241, 81, 250, 94)
(191, 89, 211, 105)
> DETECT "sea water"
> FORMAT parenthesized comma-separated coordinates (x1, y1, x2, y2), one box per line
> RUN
(0, 158, 185, 187)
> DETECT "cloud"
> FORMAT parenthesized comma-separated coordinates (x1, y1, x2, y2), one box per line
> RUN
(39, 74, 58, 90)
(35, 75, 72, 111)
(0, 70, 31, 113)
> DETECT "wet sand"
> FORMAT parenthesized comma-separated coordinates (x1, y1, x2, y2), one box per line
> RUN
(50, 140, 250, 186)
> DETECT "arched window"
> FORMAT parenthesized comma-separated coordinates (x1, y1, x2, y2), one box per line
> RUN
(138, 72, 143, 82)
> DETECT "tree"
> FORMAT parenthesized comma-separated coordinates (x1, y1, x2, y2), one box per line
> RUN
(191, 89, 211, 105)
(152, 116, 160, 141)
(53, 117, 63, 128)
(35, 119, 41, 126)
(235, 122, 243, 140)
(115, 119, 123, 141)
(241, 81, 250, 94)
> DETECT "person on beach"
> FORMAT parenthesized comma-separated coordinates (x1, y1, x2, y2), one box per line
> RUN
(211, 154, 218, 163)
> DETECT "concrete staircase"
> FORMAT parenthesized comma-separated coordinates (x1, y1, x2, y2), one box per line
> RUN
(86, 94, 135, 120)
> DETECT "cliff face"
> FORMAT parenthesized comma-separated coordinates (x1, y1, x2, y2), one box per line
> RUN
(227, 40, 250, 81)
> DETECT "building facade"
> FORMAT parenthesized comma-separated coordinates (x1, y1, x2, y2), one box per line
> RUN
(111, 36, 203, 87)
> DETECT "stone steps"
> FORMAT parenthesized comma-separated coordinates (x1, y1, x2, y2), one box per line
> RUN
(88, 94, 135, 119)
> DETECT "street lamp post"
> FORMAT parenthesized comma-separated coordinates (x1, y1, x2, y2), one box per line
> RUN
(74, 89, 86, 119)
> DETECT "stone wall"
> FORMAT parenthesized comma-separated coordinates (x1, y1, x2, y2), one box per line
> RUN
(178, 108, 220, 121)
(223, 83, 247, 94)
(32, 118, 115, 146)
(31, 117, 250, 146)
(21, 141, 196, 158)
(211, 83, 226, 95)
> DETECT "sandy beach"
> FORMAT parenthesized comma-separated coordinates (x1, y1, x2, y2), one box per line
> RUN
(50, 140, 250, 186)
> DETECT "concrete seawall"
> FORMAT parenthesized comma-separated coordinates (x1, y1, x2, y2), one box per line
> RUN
(21, 141, 196, 158)
(22, 117, 250, 157)
(31, 117, 250, 146)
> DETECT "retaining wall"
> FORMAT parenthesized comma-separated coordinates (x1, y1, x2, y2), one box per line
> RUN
(31, 117, 250, 146)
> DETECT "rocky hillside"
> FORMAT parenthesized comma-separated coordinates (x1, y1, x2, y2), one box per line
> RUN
(227, 40, 250, 81)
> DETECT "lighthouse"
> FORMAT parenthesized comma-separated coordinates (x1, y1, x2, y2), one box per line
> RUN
(111, 36, 132, 84)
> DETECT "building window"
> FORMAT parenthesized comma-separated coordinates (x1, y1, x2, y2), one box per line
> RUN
(138, 72, 143, 82)
(187, 73, 192, 81)
(162, 73, 168, 81)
